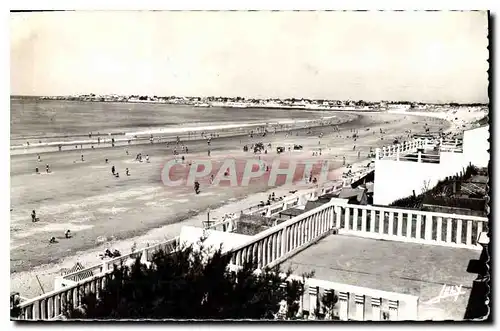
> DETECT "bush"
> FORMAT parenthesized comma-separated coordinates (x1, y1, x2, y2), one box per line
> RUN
(51, 243, 313, 320)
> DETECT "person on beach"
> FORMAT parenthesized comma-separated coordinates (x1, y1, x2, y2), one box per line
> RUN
(35, 167, 39, 174)
(112, 166, 115, 175)
(343, 156, 346, 166)
(115, 172, 120, 178)
(49, 237, 56, 244)
(358, 151, 361, 159)
(98, 137, 101, 144)
(89, 132, 92, 138)
(37, 154, 41, 162)
(81, 154, 84, 162)
(126, 168, 130, 176)
(46, 164, 50, 173)
(31, 210, 37, 222)
(194, 181, 200, 194)
(146, 155, 150, 163)
(65, 230, 71, 239)
(126, 150, 129, 155)
(208, 149, 211, 157)
(58, 144, 62, 151)
(105, 158, 109, 164)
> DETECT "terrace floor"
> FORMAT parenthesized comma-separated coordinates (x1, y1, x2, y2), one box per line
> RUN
(280, 234, 481, 320)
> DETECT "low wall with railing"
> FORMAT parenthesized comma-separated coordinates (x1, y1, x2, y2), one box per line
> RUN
(333, 201, 488, 249)
(376, 137, 464, 162)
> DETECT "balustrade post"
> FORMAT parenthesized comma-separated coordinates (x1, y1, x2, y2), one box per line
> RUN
(338, 292, 349, 320)
(436, 217, 443, 242)
(378, 211, 384, 235)
(456, 219, 463, 244)
(328, 206, 335, 229)
(397, 212, 403, 236)
(308, 286, 319, 320)
(353, 208, 359, 231)
(361, 209, 367, 232)
(417, 152, 422, 163)
(281, 228, 288, 256)
(54, 295, 61, 318)
(416, 214, 422, 239)
(388, 300, 399, 320)
(425, 214, 433, 241)
(375, 148, 380, 160)
(388, 212, 394, 236)
(273, 234, 279, 261)
(345, 208, 351, 231)
(371, 298, 381, 321)
(370, 210, 376, 232)
(335, 207, 342, 228)
(466, 220, 473, 246)
(354, 294, 365, 320)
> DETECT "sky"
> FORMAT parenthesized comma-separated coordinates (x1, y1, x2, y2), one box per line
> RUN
(10, 11, 489, 103)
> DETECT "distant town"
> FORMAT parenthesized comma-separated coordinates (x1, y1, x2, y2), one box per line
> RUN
(22, 94, 487, 111)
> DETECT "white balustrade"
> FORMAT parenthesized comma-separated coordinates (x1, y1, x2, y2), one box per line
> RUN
(336, 203, 487, 250)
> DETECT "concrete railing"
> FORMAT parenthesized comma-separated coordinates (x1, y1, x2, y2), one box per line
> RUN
(334, 201, 488, 250)
(58, 238, 179, 288)
(376, 138, 425, 160)
(227, 199, 337, 270)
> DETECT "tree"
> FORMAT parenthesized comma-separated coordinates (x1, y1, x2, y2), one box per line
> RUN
(31, 242, 313, 320)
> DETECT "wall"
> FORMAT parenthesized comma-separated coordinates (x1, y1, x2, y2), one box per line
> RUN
(374, 160, 441, 205)
(179, 226, 252, 256)
(373, 151, 472, 206)
(463, 125, 489, 168)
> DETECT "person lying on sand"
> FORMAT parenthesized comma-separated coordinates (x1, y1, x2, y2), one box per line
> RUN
(49, 237, 57, 244)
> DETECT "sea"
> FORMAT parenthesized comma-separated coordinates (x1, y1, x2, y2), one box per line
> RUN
(10, 98, 332, 146)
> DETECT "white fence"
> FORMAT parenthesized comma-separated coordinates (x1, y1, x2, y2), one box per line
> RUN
(334, 202, 487, 249)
